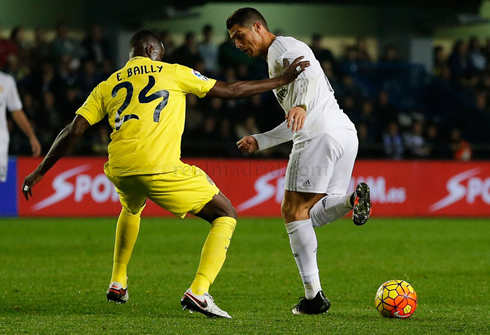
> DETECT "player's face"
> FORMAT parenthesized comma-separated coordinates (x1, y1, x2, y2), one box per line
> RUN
(228, 23, 262, 58)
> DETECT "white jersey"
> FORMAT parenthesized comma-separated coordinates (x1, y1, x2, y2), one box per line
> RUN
(0, 72, 23, 145)
(254, 36, 355, 150)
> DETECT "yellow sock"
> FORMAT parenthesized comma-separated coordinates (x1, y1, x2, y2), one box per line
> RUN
(110, 207, 142, 287)
(190, 216, 237, 295)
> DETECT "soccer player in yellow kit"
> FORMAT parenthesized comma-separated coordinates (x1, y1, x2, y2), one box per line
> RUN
(21, 29, 309, 318)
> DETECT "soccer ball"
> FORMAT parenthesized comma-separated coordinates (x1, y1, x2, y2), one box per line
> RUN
(375, 280, 417, 318)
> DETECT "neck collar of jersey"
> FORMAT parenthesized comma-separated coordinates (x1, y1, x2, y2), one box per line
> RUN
(128, 56, 146, 62)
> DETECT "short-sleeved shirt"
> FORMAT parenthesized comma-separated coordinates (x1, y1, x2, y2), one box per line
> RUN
(76, 57, 216, 177)
(0, 71, 23, 145)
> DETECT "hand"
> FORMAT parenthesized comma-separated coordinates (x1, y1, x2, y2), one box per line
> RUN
(237, 136, 259, 154)
(286, 106, 306, 133)
(30, 136, 42, 157)
(22, 170, 44, 200)
(280, 56, 310, 85)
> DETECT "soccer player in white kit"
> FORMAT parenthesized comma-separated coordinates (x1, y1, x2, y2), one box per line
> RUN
(227, 8, 372, 314)
(0, 71, 41, 182)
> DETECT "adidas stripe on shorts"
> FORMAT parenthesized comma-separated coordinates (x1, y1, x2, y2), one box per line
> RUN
(284, 129, 358, 194)
(0, 144, 8, 183)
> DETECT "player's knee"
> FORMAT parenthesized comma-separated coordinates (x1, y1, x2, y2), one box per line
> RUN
(220, 202, 237, 219)
(281, 201, 308, 223)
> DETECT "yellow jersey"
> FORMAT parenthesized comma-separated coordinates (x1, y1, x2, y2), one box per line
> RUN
(76, 57, 216, 177)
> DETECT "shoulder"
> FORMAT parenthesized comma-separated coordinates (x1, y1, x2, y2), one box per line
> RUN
(269, 36, 309, 58)
(0, 72, 16, 86)
(274, 36, 308, 50)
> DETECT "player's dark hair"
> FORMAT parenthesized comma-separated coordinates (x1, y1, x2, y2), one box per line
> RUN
(129, 29, 161, 50)
(226, 7, 269, 31)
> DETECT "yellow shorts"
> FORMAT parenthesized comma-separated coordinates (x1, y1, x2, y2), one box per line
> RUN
(104, 163, 220, 218)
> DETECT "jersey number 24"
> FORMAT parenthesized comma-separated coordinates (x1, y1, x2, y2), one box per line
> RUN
(112, 75, 169, 130)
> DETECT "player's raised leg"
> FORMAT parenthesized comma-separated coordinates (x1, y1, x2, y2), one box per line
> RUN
(180, 192, 237, 318)
(308, 129, 371, 227)
(282, 190, 331, 315)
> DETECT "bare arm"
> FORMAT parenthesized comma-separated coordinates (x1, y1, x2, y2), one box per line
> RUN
(21, 115, 91, 200)
(207, 56, 310, 100)
(11, 110, 41, 157)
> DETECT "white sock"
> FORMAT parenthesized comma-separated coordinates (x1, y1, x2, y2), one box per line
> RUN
(286, 219, 322, 300)
(310, 194, 353, 228)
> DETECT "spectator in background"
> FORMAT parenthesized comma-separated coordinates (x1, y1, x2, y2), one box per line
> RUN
(468, 37, 486, 74)
(159, 31, 175, 62)
(383, 121, 404, 159)
(188, 116, 220, 157)
(31, 62, 58, 100)
(425, 123, 448, 159)
(449, 127, 472, 161)
(9, 26, 29, 66)
(198, 25, 219, 76)
(184, 94, 203, 133)
(310, 33, 336, 66)
(483, 37, 490, 65)
(219, 67, 243, 113)
(321, 60, 340, 91)
(375, 90, 397, 129)
(440, 65, 452, 82)
(82, 24, 110, 67)
(356, 122, 377, 158)
(5, 54, 30, 89)
(206, 97, 225, 119)
(173, 32, 202, 68)
(341, 46, 359, 75)
(336, 75, 364, 100)
(36, 91, 61, 144)
(21, 93, 37, 121)
(79, 60, 103, 97)
(101, 59, 115, 80)
(380, 44, 399, 63)
(0, 24, 18, 69)
(57, 86, 82, 126)
(358, 100, 378, 140)
(433, 45, 446, 77)
(50, 23, 82, 69)
(57, 54, 78, 87)
(403, 121, 429, 158)
(30, 26, 51, 67)
(234, 115, 259, 140)
(355, 36, 372, 62)
(356, 122, 376, 145)
(218, 33, 255, 70)
(236, 63, 250, 81)
(479, 72, 490, 91)
(474, 90, 488, 112)
(339, 94, 359, 121)
(447, 40, 469, 81)
(91, 125, 110, 155)
(217, 119, 238, 157)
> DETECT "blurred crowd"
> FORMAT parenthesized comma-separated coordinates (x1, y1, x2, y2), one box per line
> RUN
(3, 23, 489, 160)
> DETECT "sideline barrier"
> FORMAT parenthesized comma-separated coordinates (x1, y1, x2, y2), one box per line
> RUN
(4, 157, 490, 217)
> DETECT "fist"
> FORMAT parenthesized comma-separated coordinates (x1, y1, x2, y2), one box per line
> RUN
(237, 136, 259, 154)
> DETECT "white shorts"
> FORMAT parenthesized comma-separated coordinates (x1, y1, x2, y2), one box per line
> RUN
(284, 129, 358, 194)
(0, 144, 8, 183)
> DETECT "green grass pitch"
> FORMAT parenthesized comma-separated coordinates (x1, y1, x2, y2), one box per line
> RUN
(1, 217, 489, 334)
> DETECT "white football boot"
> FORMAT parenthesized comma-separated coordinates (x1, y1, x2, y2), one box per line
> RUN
(181, 288, 232, 318)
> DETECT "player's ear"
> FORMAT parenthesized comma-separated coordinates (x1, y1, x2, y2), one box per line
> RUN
(253, 22, 261, 33)
(146, 45, 155, 60)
